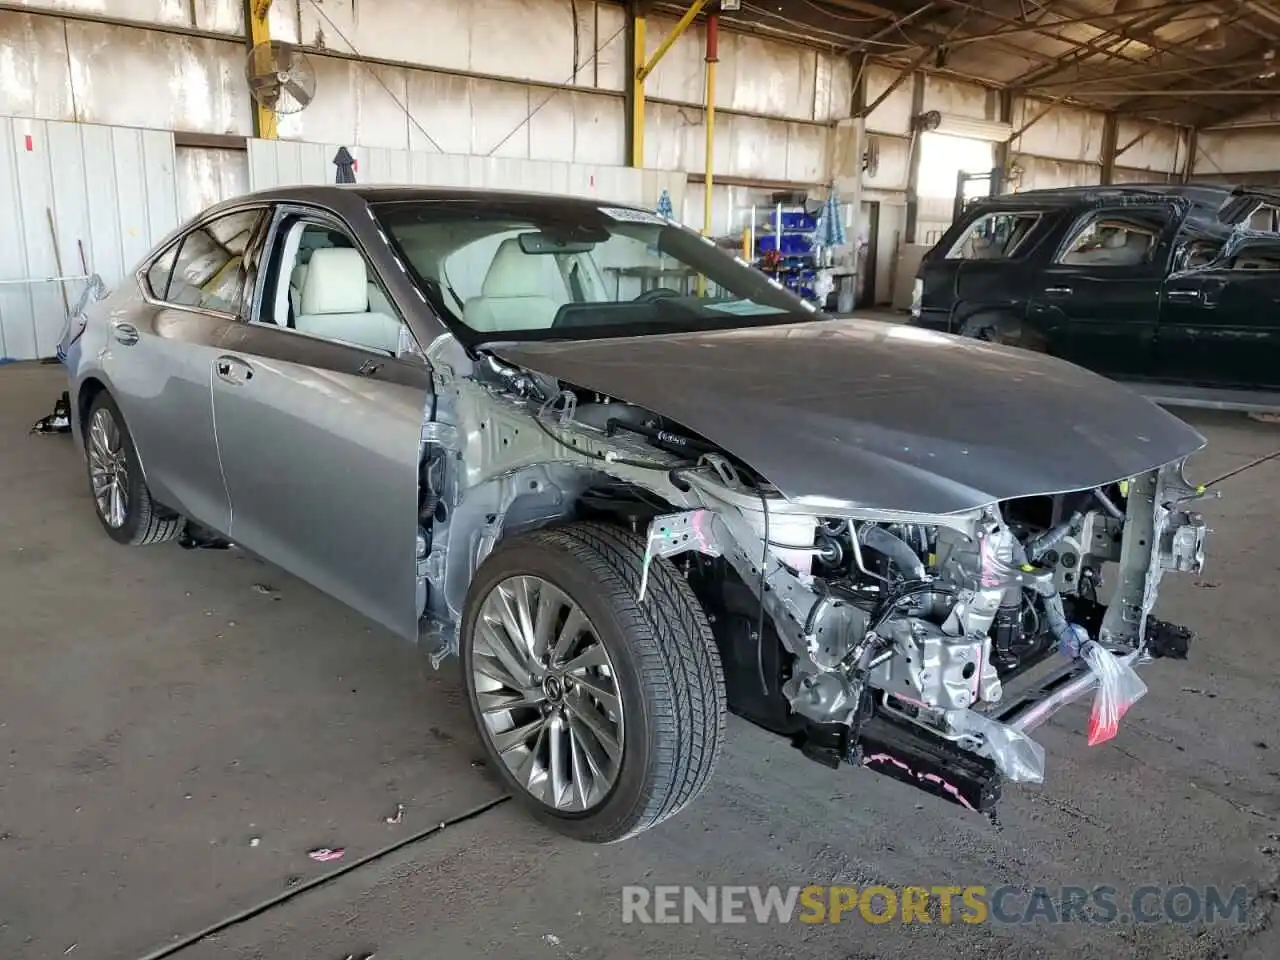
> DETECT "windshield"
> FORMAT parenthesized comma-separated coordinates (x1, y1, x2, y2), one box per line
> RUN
(373, 199, 818, 342)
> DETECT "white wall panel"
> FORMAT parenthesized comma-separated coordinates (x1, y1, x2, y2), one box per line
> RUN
(923, 75, 990, 122)
(0, 11, 76, 121)
(297, 0, 623, 91)
(640, 12, 851, 122)
(644, 102, 829, 181)
(17, 0, 194, 27)
(862, 133, 910, 192)
(175, 145, 248, 221)
(278, 58, 412, 150)
(1115, 118, 1185, 174)
(1011, 154, 1100, 192)
(1010, 101, 1105, 164)
(815, 51, 854, 124)
(18, 17, 251, 134)
(1112, 166, 1176, 185)
(1195, 128, 1280, 175)
(0, 118, 179, 360)
(862, 64, 913, 136)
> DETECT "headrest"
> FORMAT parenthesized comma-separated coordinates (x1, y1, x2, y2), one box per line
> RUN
(482, 237, 561, 299)
(290, 263, 309, 290)
(300, 248, 368, 315)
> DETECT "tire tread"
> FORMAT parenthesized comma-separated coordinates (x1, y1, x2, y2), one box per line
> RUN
(480, 521, 726, 842)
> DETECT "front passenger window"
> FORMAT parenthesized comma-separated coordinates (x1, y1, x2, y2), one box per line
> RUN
(268, 220, 410, 356)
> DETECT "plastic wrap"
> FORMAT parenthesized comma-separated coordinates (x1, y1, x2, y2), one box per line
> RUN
(948, 709, 1046, 783)
(1081, 641, 1148, 746)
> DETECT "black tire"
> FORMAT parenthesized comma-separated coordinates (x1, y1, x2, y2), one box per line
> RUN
(460, 521, 726, 843)
(959, 313, 1047, 352)
(83, 391, 183, 546)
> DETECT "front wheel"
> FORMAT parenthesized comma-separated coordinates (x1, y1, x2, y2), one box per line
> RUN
(959, 314, 1048, 353)
(460, 522, 726, 843)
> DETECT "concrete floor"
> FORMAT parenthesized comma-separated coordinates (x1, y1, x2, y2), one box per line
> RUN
(2, 362, 1278, 960)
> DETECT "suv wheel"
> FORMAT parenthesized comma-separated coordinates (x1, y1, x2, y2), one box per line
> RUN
(460, 522, 726, 843)
(959, 314, 1047, 352)
(84, 392, 183, 546)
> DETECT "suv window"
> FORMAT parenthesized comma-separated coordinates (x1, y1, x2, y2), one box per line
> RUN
(1058, 212, 1165, 267)
(163, 209, 264, 313)
(1175, 238, 1224, 272)
(945, 212, 1041, 260)
(1227, 245, 1280, 271)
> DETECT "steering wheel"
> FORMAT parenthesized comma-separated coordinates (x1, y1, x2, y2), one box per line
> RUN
(633, 286, 683, 303)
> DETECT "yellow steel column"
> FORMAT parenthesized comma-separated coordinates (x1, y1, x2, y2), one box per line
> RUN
(630, 15, 647, 168)
(248, 0, 278, 139)
(702, 12, 719, 238)
(632, 0, 709, 168)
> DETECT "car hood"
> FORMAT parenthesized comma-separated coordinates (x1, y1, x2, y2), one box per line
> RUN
(488, 319, 1206, 515)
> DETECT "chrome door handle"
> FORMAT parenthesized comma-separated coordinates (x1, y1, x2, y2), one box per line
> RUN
(214, 355, 254, 384)
(111, 322, 139, 346)
(1166, 288, 1201, 301)
(1043, 286, 1073, 296)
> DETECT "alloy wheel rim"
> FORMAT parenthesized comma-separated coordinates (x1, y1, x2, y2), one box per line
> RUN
(87, 407, 129, 528)
(470, 575, 624, 812)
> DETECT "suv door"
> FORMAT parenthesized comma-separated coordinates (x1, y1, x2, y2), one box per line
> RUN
(1159, 238, 1280, 389)
(105, 205, 269, 533)
(1027, 203, 1179, 379)
(914, 208, 1049, 333)
(209, 204, 434, 641)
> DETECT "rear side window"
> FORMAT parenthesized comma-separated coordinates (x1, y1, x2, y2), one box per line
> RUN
(1227, 245, 1280, 271)
(163, 209, 265, 314)
(945, 212, 1041, 260)
(1057, 210, 1168, 268)
(1178, 239, 1223, 271)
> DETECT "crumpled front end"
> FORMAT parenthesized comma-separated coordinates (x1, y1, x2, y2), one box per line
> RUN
(647, 458, 1208, 815)
(434, 351, 1210, 820)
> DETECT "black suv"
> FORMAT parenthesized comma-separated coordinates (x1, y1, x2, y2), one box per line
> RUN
(911, 184, 1280, 392)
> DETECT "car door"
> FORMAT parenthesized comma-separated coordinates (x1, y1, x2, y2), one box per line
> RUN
(1159, 239, 1280, 389)
(103, 205, 270, 533)
(1026, 204, 1178, 379)
(209, 203, 434, 642)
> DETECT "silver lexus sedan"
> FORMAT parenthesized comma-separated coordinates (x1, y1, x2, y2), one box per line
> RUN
(66, 185, 1209, 842)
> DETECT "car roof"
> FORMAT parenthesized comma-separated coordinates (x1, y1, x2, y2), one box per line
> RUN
(206, 184, 647, 217)
(975, 183, 1232, 210)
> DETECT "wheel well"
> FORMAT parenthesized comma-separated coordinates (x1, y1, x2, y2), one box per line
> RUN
(76, 378, 107, 438)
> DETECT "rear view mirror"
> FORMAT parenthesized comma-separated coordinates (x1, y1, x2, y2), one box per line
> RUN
(517, 231, 598, 255)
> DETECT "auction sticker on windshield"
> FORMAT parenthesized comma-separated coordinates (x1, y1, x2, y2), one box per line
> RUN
(599, 207, 669, 224)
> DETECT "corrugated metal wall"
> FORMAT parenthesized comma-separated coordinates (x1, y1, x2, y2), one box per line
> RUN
(246, 138, 687, 211)
(1194, 127, 1280, 179)
(0, 117, 179, 360)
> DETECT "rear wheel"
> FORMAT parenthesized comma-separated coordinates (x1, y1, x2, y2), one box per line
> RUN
(460, 522, 726, 842)
(83, 392, 182, 546)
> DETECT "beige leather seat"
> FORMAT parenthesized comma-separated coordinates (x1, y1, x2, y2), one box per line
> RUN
(294, 248, 402, 353)
(463, 238, 567, 332)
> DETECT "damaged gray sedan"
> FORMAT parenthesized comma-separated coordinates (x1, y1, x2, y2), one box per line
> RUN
(65, 185, 1208, 842)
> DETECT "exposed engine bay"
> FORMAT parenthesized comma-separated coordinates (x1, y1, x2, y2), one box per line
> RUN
(414, 343, 1209, 818)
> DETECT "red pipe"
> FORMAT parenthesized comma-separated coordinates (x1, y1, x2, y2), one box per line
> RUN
(706, 13, 719, 62)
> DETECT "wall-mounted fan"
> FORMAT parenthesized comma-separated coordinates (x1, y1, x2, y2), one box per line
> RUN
(246, 41, 317, 116)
